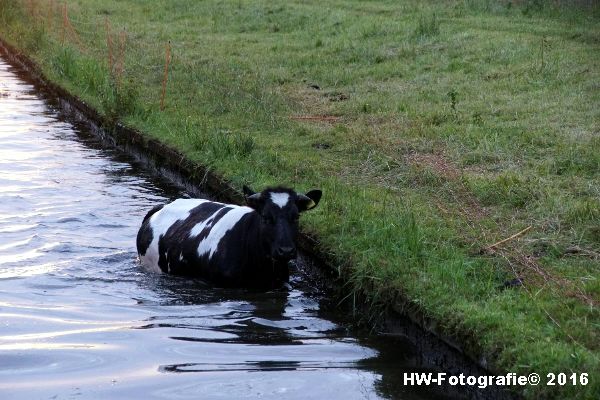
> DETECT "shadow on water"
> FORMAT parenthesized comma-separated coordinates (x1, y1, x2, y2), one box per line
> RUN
(134, 271, 461, 399)
(0, 54, 477, 399)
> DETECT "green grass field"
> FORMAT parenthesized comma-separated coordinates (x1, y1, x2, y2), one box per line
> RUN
(1, 1, 598, 397)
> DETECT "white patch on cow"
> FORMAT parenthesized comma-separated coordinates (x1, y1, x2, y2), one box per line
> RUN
(270, 192, 290, 208)
(139, 198, 210, 273)
(189, 204, 228, 238)
(179, 253, 184, 261)
(197, 205, 254, 260)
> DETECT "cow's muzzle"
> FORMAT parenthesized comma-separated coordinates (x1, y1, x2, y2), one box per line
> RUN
(273, 246, 297, 261)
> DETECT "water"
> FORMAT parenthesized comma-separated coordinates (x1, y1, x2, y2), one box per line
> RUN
(0, 57, 457, 400)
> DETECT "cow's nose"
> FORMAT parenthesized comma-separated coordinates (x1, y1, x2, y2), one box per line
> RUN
(276, 246, 296, 259)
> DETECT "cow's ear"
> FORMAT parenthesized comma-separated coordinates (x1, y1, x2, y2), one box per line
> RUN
(297, 189, 322, 212)
(244, 186, 264, 210)
(243, 185, 256, 197)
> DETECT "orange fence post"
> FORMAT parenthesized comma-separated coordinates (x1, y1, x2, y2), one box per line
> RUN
(47, 0, 53, 32)
(61, 3, 67, 44)
(65, 8, 85, 52)
(115, 29, 126, 86)
(105, 17, 114, 74)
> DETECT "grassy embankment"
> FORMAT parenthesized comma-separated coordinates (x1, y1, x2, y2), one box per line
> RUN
(1, 1, 598, 398)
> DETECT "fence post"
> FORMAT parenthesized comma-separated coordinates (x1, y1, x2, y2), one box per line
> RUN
(47, 0, 53, 32)
(115, 29, 126, 87)
(105, 17, 113, 75)
(61, 3, 67, 44)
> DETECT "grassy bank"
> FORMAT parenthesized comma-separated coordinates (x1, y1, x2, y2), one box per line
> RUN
(1, 0, 598, 398)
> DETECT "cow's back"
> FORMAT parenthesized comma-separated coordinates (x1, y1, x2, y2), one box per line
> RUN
(137, 199, 209, 273)
(137, 198, 255, 281)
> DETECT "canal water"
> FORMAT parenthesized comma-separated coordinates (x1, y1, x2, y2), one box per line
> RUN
(0, 57, 459, 399)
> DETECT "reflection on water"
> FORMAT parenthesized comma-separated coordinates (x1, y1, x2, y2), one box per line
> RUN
(0, 57, 458, 399)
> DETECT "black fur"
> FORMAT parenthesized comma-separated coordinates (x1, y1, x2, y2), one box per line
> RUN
(136, 204, 164, 256)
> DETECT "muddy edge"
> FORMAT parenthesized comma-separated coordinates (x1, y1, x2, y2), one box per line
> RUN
(0, 37, 518, 400)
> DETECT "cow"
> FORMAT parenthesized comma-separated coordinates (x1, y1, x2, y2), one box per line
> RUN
(136, 186, 322, 289)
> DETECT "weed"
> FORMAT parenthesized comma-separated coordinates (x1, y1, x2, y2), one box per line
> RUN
(100, 77, 139, 122)
(447, 89, 458, 113)
(567, 198, 600, 225)
(471, 112, 483, 125)
(408, 164, 445, 187)
(468, 172, 539, 208)
(522, 0, 546, 17)
(537, 36, 551, 73)
(545, 139, 600, 177)
(23, 24, 45, 53)
(52, 46, 77, 80)
(413, 12, 439, 38)
(206, 129, 255, 159)
(74, 56, 106, 94)
(0, 0, 20, 24)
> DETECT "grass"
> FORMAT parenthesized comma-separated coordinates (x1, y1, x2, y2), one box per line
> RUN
(1, 0, 599, 398)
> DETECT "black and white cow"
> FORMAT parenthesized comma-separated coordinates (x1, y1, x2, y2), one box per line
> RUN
(136, 186, 322, 289)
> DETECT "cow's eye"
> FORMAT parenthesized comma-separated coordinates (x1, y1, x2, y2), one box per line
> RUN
(263, 215, 275, 225)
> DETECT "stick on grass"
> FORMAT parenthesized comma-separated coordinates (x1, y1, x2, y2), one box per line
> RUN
(484, 225, 533, 252)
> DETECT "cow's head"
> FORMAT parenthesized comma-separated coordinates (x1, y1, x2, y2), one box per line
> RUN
(243, 185, 322, 262)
